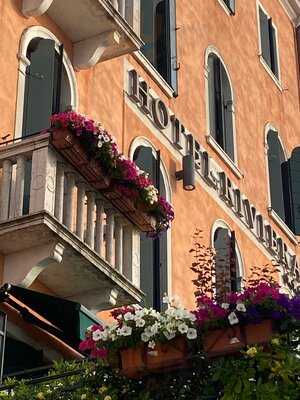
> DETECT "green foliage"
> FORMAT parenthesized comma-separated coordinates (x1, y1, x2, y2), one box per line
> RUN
(1, 335, 300, 400)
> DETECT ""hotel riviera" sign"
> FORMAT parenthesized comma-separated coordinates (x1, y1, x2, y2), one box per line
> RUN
(127, 68, 300, 292)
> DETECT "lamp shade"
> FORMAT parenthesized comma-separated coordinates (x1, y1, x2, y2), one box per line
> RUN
(183, 154, 195, 191)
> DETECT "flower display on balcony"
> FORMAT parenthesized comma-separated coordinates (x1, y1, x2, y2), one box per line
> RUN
(79, 296, 197, 358)
(50, 112, 174, 234)
(194, 281, 300, 331)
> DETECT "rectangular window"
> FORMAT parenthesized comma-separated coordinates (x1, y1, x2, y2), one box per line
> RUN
(140, 0, 178, 94)
(259, 6, 279, 79)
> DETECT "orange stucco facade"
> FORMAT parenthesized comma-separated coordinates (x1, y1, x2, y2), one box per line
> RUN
(0, 0, 300, 309)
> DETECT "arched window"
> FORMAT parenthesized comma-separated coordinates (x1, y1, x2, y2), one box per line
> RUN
(16, 26, 77, 138)
(267, 130, 290, 224)
(207, 52, 235, 160)
(133, 145, 169, 310)
(213, 225, 242, 300)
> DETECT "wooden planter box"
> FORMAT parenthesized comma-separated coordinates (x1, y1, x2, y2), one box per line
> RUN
(103, 186, 157, 233)
(120, 337, 188, 378)
(203, 326, 245, 358)
(51, 129, 110, 190)
(146, 336, 189, 373)
(120, 346, 146, 378)
(244, 320, 273, 345)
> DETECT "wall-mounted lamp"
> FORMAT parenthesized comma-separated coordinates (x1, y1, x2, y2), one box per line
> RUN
(175, 154, 196, 191)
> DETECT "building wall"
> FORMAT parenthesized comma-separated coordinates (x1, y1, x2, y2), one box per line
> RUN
(0, 0, 299, 308)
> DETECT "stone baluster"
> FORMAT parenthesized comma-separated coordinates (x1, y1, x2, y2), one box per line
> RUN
(76, 182, 85, 240)
(86, 191, 96, 248)
(123, 223, 140, 287)
(15, 155, 26, 218)
(105, 208, 115, 265)
(95, 199, 105, 255)
(0, 160, 12, 221)
(63, 172, 75, 230)
(115, 216, 124, 273)
(54, 163, 65, 223)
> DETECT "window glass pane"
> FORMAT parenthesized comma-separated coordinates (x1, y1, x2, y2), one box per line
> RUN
(259, 7, 272, 68)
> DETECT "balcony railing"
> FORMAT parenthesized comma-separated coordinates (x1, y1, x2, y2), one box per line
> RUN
(0, 132, 143, 310)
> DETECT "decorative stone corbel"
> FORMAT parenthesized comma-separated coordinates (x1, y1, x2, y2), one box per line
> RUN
(22, 0, 53, 17)
(3, 242, 65, 288)
(74, 31, 121, 70)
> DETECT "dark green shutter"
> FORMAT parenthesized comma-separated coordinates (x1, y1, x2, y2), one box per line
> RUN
(259, 7, 271, 68)
(214, 228, 231, 298)
(208, 55, 217, 139)
(269, 22, 279, 78)
(22, 39, 56, 137)
(224, 0, 235, 15)
(221, 64, 234, 161)
(140, 1, 155, 65)
(168, 0, 178, 95)
(286, 148, 300, 234)
(214, 57, 224, 149)
(267, 131, 286, 221)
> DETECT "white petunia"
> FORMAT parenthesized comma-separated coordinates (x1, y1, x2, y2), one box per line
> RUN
(162, 295, 169, 304)
(221, 303, 230, 310)
(164, 330, 176, 340)
(148, 340, 156, 349)
(124, 312, 135, 321)
(236, 303, 246, 312)
(228, 312, 239, 325)
(186, 328, 197, 340)
(135, 318, 146, 328)
(117, 325, 132, 336)
(178, 323, 189, 334)
(92, 329, 104, 341)
(141, 332, 150, 342)
(135, 309, 146, 319)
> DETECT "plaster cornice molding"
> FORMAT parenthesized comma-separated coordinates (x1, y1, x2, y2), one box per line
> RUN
(280, 0, 300, 26)
(22, 0, 53, 17)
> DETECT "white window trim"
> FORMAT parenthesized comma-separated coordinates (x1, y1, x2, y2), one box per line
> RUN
(132, 51, 175, 98)
(206, 134, 244, 179)
(128, 136, 173, 298)
(218, 0, 233, 16)
(256, 1, 282, 90)
(204, 46, 241, 176)
(263, 124, 298, 243)
(15, 26, 78, 139)
(211, 219, 245, 288)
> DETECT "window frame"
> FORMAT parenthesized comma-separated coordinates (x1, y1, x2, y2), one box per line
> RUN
(211, 220, 244, 294)
(15, 26, 78, 140)
(205, 46, 240, 175)
(129, 137, 173, 303)
(256, 1, 282, 89)
(218, 0, 235, 16)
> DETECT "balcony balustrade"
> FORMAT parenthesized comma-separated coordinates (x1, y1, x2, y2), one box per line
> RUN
(0, 132, 143, 311)
(22, 0, 142, 69)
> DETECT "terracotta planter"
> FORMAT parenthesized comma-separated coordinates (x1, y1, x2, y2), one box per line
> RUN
(103, 186, 157, 233)
(244, 320, 273, 345)
(120, 346, 146, 378)
(51, 129, 110, 190)
(146, 337, 189, 373)
(203, 325, 245, 357)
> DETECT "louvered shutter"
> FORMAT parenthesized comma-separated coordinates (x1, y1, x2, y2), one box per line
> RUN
(214, 57, 224, 148)
(168, 0, 178, 94)
(267, 131, 286, 221)
(214, 228, 231, 298)
(287, 148, 300, 234)
(259, 7, 271, 68)
(224, 0, 235, 15)
(208, 55, 217, 139)
(221, 63, 235, 161)
(269, 22, 279, 78)
(22, 39, 56, 137)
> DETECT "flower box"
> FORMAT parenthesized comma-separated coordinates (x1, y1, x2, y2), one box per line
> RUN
(146, 336, 189, 373)
(51, 129, 110, 190)
(203, 326, 245, 357)
(103, 186, 157, 233)
(120, 345, 146, 378)
(244, 320, 273, 345)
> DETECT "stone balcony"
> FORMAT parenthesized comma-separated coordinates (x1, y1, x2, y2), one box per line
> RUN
(0, 132, 143, 311)
(22, 0, 142, 69)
